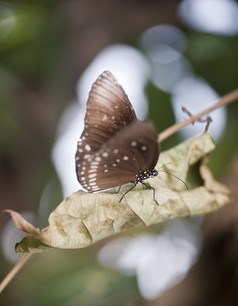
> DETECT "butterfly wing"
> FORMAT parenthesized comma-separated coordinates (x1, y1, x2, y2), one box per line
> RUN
(79, 71, 137, 152)
(76, 121, 159, 192)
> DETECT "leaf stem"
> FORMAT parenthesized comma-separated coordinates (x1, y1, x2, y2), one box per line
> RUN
(159, 89, 238, 142)
(0, 253, 33, 293)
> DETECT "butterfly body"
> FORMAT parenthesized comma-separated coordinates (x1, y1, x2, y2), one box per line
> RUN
(76, 71, 159, 194)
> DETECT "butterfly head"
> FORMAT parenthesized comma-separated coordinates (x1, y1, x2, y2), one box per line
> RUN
(149, 169, 158, 178)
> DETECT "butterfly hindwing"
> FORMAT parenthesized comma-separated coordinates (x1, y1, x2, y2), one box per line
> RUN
(76, 121, 159, 192)
(80, 71, 137, 152)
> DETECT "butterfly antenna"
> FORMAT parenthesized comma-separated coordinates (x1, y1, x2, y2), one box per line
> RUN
(158, 169, 189, 190)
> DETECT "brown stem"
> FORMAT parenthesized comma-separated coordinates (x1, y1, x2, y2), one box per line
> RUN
(159, 89, 238, 143)
(0, 253, 33, 293)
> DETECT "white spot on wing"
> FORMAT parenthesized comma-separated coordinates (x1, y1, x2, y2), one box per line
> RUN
(90, 165, 98, 169)
(91, 161, 99, 166)
(91, 186, 99, 191)
(102, 114, 108, 121)
(84, 154, 91, 160)
(102, 152, 109, 157)
(85, 144, 91, 151)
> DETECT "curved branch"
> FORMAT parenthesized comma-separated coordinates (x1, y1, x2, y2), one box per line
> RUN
(159, 89, 238, 142)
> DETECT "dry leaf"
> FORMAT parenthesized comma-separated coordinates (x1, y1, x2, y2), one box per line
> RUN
(7, 133, 231, 252)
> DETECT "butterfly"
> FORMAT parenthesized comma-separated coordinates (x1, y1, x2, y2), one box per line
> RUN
(75, 71, 159, 200)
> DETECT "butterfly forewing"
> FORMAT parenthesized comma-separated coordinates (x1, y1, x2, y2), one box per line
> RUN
(79, 71, 137, 153)
(76, 121, 159, 192)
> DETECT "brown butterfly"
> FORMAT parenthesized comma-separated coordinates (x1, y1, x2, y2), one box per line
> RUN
(75, 71, 159, 198)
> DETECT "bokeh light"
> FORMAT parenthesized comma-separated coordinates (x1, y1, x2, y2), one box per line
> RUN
(178, 0, 238, 35)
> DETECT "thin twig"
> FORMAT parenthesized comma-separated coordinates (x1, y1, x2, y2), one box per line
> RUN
(0, 253, 33, 293)
(159, 89, 238, 143)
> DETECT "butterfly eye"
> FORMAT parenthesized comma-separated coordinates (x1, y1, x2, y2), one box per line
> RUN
(75, 71, 159, 198)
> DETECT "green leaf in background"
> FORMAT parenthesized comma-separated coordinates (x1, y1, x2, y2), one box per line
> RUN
(6, 133, 231, 252)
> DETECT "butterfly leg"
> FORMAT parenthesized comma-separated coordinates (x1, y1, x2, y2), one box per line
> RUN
(116, 185, 122, 194)
(119, 182, 159, 205)
(142, 182, 159, 205)
(119, 183, 137, 203)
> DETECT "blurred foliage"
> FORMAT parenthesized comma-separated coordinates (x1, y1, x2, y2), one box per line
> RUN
(147, 81, 179, 149)
(184, 31, 238, 177)
(1, 0, 238, 305)
(1, 248, 141, 306)
(186, 32, 238, 93)
(0, 2, 67, 78)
